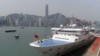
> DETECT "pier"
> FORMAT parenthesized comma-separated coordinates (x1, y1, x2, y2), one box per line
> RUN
(63, 33, 100, 56)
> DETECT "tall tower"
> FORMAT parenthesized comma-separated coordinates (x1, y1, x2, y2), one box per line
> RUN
(44, 4, 49, 26)
(45, 4, 48, 18)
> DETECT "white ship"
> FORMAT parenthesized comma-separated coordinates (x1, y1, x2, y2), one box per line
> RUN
(51, 24, 97, 35)
(29, 31, 96, 56)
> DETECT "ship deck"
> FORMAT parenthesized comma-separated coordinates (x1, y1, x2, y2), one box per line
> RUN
(39, 34, 90, 47)
(39, 39, 72, 47)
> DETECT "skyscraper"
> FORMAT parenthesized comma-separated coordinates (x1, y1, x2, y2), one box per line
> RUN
(44, 4, 49, 26)
(45, 4, 48, 19)
(7, 16, 14, 26)
(38, 17, 42, 26)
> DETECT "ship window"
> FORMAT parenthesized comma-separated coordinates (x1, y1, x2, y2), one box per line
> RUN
(56, 53, 60, 56)
(43, 51, 48, 53)
(55, 37, 69, 40)
(57, 30, 80, 32)
(49, 49, 52, 51)
(75, 39, 78, 41)
(68, 34, 71, 36)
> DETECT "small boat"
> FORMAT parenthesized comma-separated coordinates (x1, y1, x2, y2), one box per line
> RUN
(5, 30, 16, 32)
(15, 35, 19, 39)
(29, 32, 96, 56)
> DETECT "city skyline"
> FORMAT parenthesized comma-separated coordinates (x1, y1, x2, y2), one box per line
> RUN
(0, 0, 100, 21)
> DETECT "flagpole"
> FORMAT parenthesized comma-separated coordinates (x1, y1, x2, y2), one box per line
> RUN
(34, 34, 39, 41)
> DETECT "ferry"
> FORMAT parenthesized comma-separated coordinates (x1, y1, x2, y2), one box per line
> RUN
(5, 30, 16, 32)
(51, 24, 97, 35)
(29, 31, 96, 56)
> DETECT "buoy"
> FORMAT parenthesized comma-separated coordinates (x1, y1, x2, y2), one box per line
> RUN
(15, 35, 19, 39)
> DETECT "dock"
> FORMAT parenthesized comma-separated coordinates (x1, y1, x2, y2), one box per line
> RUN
(83, 37, 100, 56)
(63, 33, 100, 56)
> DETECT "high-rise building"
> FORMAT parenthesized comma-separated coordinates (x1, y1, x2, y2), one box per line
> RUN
(38, 17, 42, 26)
(15, 19, 19, 26)
(44, 4, 49, 26)
(45, 4, 48, 19)
(7, 16, 14, 26)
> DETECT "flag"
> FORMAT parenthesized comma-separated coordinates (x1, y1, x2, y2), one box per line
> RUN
(34, 34, 39, 38)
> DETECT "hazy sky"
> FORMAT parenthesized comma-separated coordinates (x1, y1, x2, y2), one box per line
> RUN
(0, 0, 100, 21)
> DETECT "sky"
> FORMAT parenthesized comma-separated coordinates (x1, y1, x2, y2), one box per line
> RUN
(0, 0, 100, 21)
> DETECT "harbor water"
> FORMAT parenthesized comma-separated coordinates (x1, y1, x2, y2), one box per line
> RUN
(0, 27, 51, 56)
(0, 27, 100, 56)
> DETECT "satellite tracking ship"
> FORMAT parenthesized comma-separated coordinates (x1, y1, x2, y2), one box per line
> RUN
(29, 30, 96, 56)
